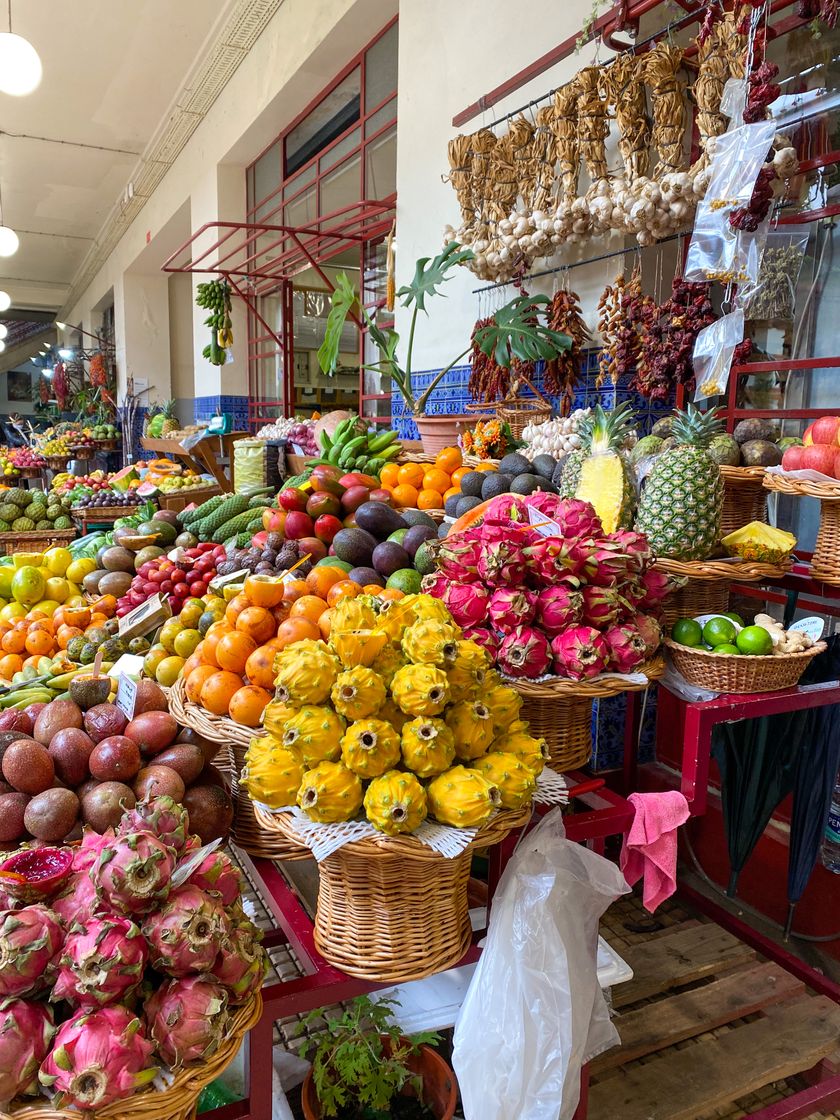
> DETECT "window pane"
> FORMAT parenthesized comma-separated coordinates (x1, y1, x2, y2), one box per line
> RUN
(365, 96, 397, 139)
(320, 153, 362, 217)
(285, 69, 361, 177)
(365, 127, 396, 200)
(365, 22, 398, 110)
(320, 126, 361, 175)
(285, 185, 317, 229)
(253, 142, 280, 208)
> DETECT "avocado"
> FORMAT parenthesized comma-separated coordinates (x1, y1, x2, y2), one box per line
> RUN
(740, 439, 783, 466)
(498, 452, 531, 476)
(414, 540, 437, 575)
(531, 454, 557, 480)
(510, 473, 553, 495)
(69, 675, 111, 711)
(403, 524, 437, 558)
(372, 541, 411, 577)
(354, 501, 407, 541)
(445, 494, 462, 517)
(437, 521, 451, 538)
(399, 508, 438, 531)
(481, 472, 512, 500)
(455, 495, 483, 517)
(459, 471, 485, 497)
(101, 546, 136, 574)
(332, 527, 377, 567)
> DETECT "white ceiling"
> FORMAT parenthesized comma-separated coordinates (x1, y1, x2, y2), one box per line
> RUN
(0, 0, 228, 313)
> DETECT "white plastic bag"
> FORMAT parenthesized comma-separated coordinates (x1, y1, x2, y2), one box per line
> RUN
(692, 308, 745, 402)
(452, 809, 630, 1120)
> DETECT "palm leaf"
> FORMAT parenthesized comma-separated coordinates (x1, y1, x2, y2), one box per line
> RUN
(318, 272, 358, 374)
(473, 294, 572, 367)
(397, 242, 474, 312)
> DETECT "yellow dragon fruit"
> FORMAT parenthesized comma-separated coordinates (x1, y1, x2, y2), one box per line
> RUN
(340, 718, 401, 778)
(262, 700, 299, 736)
(427, 765, 501, 828)
(446, 700, 495, 760)
(391, 663, 450, 716)
(370, 643, 407, 688)
(373, 597, 417, 642)
(279, 706, 345, 765)
(402, 593, 455, 626)
(243, 733, 298, 767)
(446, 639, 491, 702)
(329, 597, 377, 636)
(241, 747, 304, 809)
(484, 684, 524, 735)
(400, 717, 455, 778)
(274, 640, 339, 705)
(472, 752, 536, 809)
(491, 729, 549, 775)
(364, 771, 428, 835)
(377, 697, 410, 733)
(401, 619, 460, 667)
(296, 761, 363, 823)
(329, 629, 389, 669)
(331, 667, 386, 721)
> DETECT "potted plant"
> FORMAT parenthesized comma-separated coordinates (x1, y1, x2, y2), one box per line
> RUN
(318, 243, 571, 455)
(299, 995, 457, 1120)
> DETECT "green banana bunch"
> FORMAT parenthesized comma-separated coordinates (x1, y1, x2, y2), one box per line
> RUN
(317, 415, 404, 478)
(196, 279, 232, 366)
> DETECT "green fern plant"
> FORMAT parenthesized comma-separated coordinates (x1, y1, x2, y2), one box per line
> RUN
(301, 996, 441, 1119)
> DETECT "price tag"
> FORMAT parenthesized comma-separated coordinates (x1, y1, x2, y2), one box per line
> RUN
(790, 616, 825, 642)
(115, 674, 138, 720)
(527, 505, 562, 538)
(692, 613, 743, 632)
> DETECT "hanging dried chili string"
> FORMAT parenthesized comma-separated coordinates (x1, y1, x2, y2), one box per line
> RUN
(468, 317, 511, 402)
(543, 289, 591, 399)
(632, 278, 716, 401)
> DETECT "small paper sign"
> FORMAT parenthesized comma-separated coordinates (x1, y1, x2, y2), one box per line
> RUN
(692, 613, 743, 632)
(527, 505, 562, 538)
(108, 653, 145, 680)
(118, 593, 172, 639)
(790, 616, 825, 642)
(116, 674, 138, 720)
(170, 838, 224, 888)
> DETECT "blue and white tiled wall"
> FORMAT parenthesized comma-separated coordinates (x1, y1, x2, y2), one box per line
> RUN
(194, 395, 249, 430)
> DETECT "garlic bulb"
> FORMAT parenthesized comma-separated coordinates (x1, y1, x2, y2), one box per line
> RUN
(521, 409, 591, 459)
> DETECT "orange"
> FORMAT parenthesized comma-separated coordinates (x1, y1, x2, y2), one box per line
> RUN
(245, 644, 278, 689)
(390, 483, 419, 508)
(52, 607, 66, 630)
(326, 580, 362, 607)
(1, 629, 25, 654)
(25, 610, 47, 622)
(380, 463, 400, 488)
(25, 630, 54, 657)
(378, 588, 405, 602)
(181, 651, 204, 678)
(363, 584, 386, 595)
(57, 625, 84, 650)
(88, 595, 117, 618)
(317, 608, 333, 640)
(474, 462, 496, 471)
(282, 578, 309, 604)
(228, 684, 272, 727)
(202, 621, 234, 667)
(215, 631, 257, 674)
(29, 619, 54, 636)
(88, 614, 108, 630)
(186, 664, 217, 704)
(200, 670, 245, 715)
(0, 653, 22, 679)
(443, 486, 461, 504)
(275, 617, 321, 648)
(422, 468, 451, 494)
(305, 565, 347, 598)
(397, 462, 425, 488)
(436, 446, 462, 474)
(290, 595, 328, 624)
(451, 467, 470, 487)
(225, 592, 250, 627)
(243, 574, 286, 609)
(236, 606, 276, 644)
(417, 488, 443, 510)
(62, 606, 90, 629)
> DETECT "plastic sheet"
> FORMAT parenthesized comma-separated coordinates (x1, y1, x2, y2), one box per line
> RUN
(452, 809, 630, 1120)
(693, 308, 745, 402)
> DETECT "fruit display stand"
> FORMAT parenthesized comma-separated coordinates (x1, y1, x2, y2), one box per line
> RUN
(763, 472, 840, 586)
(140, 433, 249, 494)
(507, 657, 665, 773)
(0, 527, 76, 557)
(8, 993, 263, 1120)
(719, 466, 768, 536)
(71, 505, 139, 533)
(664, 637, 826, 694)
(654, 557, 793, 628)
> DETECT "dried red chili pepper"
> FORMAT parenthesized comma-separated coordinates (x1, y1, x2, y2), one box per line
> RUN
(468, 317, 512, 403)
(631, 278, 716, 401)
(543, 289, 591, 400)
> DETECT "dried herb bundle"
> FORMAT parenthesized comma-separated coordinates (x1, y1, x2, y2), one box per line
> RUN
(577, 66, 610, 185)
(641, 44, 688, 177)
(552, 81, 581, 204)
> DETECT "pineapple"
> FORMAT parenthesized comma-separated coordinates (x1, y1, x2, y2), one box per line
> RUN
(635, 404, 724, 560)
(159, 399, 179, 435)
(567, 402, 637, 533)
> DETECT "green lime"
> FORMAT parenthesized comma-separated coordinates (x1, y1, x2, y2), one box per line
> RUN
(724, 612, 745, 626)
(703, 617, 737, 647)
(715, 643, 740, 655)
(672, 618, 703, 647)
(735, 625, 774, 656)
(386, 568, 422, 594)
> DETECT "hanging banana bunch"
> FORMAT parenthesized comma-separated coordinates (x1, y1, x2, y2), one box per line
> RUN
(196, 278, 233, 366)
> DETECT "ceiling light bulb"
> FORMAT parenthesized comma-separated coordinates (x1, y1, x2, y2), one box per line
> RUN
(55, 320, 66, 330)
(0, 292, 10, 312)
(0, 340, 6, 353)
(43, 365, 52, 376)
(0, 33, 42, 96)
(0, 227, 19, 257)
(58, 347, 73, 359)
(0, 325, 7, 340)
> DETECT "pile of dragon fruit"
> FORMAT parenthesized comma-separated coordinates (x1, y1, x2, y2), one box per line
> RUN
(0, 795, 265, 1113)
(422, 494, 672, 680)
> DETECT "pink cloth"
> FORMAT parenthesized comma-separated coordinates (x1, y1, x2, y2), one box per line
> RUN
(619, 791, 690, 912)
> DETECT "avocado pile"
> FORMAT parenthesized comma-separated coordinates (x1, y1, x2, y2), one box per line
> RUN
(441, 451, 561, 537)
(630, 415, 793, 469)
(328, 500, 439, 586)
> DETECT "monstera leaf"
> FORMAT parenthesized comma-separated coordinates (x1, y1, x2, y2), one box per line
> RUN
(397, 242, 475, 312)
(473, 294, 572, 368)
(318, 272, 358, 375)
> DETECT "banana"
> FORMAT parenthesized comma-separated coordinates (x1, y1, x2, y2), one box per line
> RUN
(341, 435, 367, 458)
(367, 429, 399, 454)
(318, 428, 332, 453)
(377, 444, 402, 461)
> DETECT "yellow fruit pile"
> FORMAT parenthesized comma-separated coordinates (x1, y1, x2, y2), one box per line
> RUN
(241, 593, 547, 835)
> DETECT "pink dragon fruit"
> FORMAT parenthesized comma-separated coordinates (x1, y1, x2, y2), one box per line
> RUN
(635, 567, 674, 610)
(0, 888, 16, 912)
(608, 529, 652, 572)
(576, 538, 633, 588)
(52, 917, 148, 1009)
(604, 623, 648, 672)
(551, 626, 610, 680)
(51, 871, 101, 929)
(536, 585, 584, 635)
(436, 531, 483, 581)
(145, 977, 230, 1068)
(0, 905, 64, 998)
(142, 885, 228, 977)
(420, 571, 448, 599)
(95, 831, 176, 917)
(477, 539, 527, 586)
(483, 493, 528, 526)
(462, 626, 500, 656)
(184, 850, 242, 907)
(442, 581, 490, 627)
(39, 1005, 157, 1110)
(210, 919, 267, 1004)
(488, 587, 538, 631)
(117, 795, 190, 854)
(0, 998, 55, 1102)
(531, 495, 604, 540)
(581, 584, 626, 629)
(72, 828, 115, 873)
(497, 626, 553, 679)
(524, 536, 584, 584)
(635, 613, 663, 657)
(523, 491, 564, 519)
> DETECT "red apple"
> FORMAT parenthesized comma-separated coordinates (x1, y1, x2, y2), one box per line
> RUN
(802, 443, 836, 475)
(834, 449, 840, 480)
(341, 485, 373, 513)
(314, 514, 343, 544)
(803, 422, 815, 446)
(782, 445, 805, 471)
(368, 488, 393, 504)
(306, 492, 341, 519)
(810, 416, 840, 446)
(278, 487, 309, 512)
(284, 511, 315, 540)
(297, 536, 328, 562)
(262, 508, 287, 533)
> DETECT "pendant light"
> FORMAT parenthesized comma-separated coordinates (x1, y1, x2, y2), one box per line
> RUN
(0, 182, 18, 259)
(0, 1, 41, 97)
(0, 291, 10, 311)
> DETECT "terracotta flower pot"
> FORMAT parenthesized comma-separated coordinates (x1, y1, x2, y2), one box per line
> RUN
(301, 1042, 457, 1120)
(414, 414, 480, 457)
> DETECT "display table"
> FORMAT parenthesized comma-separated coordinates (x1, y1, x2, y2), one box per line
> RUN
(140, 431, 248, 492)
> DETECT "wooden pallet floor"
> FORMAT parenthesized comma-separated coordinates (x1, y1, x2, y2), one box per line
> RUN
(593, 898, 840, 1120)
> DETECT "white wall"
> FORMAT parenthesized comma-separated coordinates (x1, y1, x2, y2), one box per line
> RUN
(168, 273, 194, 422)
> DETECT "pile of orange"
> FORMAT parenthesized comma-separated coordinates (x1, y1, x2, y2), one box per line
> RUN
(181, 567, 405, 727)
(0, 597, 119, 680)
(379, 446, 494, 510)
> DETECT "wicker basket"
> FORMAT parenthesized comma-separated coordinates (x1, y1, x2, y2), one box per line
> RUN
(70, 445, 94, 461)
(665, 637, 826, 694)
(497, 375, 552, 439)
(9, 993, 262, 1120)
(19, 467, 44, 479)
(0, 528, 76, 557)
(264, 807, 530, 982)
(662, 580, 730, 629)
(93, 438, 119, 450)
(44, 455, 71, 471)
(508, 658, 665, 773)
(764, 472, 840, 585)
(654, 556, 792, 629)
(719, 465, 768, 537)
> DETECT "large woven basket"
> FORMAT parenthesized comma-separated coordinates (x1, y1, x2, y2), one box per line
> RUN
(0, 528, 76, 557)
(262, 807, 530, 983)
(497, 374, 552, 439)
(719, 465, 768, 536)
(9, 993, 262, 1120)
(508, 657, 664, 773)
(764, 472, 840, 585)
(665, 637, 826, 694)
(654, 556, 792, 629)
